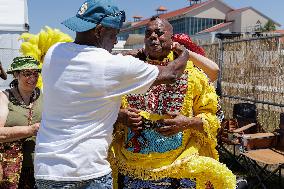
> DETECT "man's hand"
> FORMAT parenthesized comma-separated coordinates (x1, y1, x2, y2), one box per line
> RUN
(118, 108, 143, 131)
(156, 112, 203, 137)
(171, 42, 186, 56)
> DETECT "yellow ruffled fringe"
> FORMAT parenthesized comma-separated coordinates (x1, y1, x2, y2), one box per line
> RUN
(19, 26, 73, 89)
(111, 61, 236, 188)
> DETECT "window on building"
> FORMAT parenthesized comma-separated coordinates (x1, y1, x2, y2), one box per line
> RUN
(118, 16, 225, 39)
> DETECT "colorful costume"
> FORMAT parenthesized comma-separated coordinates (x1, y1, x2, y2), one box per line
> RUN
(109, 51, 236, 189)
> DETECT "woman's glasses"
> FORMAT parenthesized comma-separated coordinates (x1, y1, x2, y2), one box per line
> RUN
(20, 70, 40, 78)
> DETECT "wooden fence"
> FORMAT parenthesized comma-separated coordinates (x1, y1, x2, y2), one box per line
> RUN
(202, 35, 284, 131)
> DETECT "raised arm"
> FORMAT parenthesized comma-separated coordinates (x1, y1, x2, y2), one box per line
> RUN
(189, 50, 219, 82)
(0, 91, 39, 142)
(172, 33, 219, 82)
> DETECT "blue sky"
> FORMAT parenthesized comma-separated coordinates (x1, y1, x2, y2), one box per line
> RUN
(28, 0, 284, 37)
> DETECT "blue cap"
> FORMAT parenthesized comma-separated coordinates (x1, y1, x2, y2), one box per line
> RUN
(62, 0, 125, 32)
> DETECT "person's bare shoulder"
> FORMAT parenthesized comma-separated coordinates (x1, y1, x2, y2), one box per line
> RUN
(0, 90, 9, 127)
(0, 63, 7, 80)
(0, 90, 9, 105)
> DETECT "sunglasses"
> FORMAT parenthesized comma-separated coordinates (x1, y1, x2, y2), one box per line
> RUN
(20, 70, 40, 78)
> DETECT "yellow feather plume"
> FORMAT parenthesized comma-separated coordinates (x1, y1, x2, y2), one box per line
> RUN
(20, 26, 73, 88)
(20, 33, 35, 41)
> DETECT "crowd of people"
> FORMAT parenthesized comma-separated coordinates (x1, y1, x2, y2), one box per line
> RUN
(0, 0, 237, 188)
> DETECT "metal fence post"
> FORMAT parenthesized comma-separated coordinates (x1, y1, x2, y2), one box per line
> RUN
(216, 37, 223, 97)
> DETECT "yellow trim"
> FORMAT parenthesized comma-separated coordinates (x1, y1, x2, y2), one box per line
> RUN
(145, 51, 174, 65)
(110, 54, 235, 188)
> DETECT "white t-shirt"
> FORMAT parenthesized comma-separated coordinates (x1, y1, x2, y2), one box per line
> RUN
(34, 42, 159, 181)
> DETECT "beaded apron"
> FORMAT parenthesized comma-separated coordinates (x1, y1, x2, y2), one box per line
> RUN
(125, 71, 188, 154)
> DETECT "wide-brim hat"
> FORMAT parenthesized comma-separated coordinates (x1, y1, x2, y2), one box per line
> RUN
(7, 56, 41, 74)
(62, 0, 125, 32)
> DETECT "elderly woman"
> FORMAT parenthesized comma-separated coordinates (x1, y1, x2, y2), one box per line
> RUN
(0, 56, 41, 188)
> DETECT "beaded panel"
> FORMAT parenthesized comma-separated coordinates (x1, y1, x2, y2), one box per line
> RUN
(125, 72, 189, 154)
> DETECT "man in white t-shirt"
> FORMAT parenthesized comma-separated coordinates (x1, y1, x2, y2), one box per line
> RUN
(34, 0, 189, 188)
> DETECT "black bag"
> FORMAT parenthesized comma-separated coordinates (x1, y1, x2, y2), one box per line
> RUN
(233, 103, 257, 120)
(233, 103, 257, 130)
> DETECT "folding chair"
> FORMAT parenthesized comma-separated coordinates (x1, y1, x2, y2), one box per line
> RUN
(240, 113, 284, 189)
(217, 103, 260, 168)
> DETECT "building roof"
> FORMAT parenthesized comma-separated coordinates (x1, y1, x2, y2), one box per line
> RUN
(197, 22, 233, 34)
(122, 0, 218, 32)
(124, 34, 145, 46)
(227, 7, 281, 27)
(270, 30, 284, 43)
(133, 15, 143, 18)
(273, 30, 284, 34)
(121, 0, 281, 33)
(227, 7, 250, 17)
(132, 15, 143, 22)
(156, 6, 167, 11)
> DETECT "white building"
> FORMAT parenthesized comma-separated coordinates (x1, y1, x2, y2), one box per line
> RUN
(118, 0, 281, 46)
(0, 0, 29, 89)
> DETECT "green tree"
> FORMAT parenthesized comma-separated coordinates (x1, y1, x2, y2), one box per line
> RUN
(261, 20, 276, 32)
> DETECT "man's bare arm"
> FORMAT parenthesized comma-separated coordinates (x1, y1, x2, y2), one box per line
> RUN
(189, 50, 219, 82)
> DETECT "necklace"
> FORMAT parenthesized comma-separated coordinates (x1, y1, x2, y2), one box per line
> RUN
(16, 86, 35, 126)
(16, 86, 33, 106)
(146, 59, 170, 66)
(146, 51, 174, 66)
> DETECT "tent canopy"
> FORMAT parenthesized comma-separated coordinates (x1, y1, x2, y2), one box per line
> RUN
(0, 0, 28, 32)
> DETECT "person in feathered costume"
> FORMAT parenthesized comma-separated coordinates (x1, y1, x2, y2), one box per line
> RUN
(19, 26, 73, 89)
(109, 16, 236, 189)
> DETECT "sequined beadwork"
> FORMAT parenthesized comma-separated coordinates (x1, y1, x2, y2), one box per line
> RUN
(125, 72, 188, 153)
